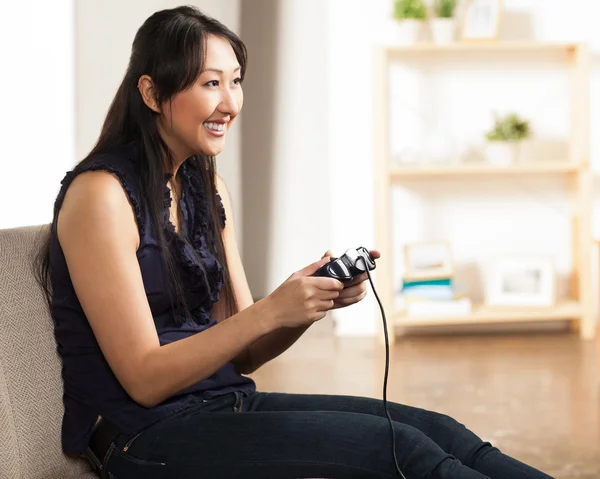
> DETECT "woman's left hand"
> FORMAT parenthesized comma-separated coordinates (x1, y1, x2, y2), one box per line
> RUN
(321, 249, 381, 309)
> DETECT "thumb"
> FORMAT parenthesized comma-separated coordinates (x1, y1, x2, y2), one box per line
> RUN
(295, 256, 332, 278)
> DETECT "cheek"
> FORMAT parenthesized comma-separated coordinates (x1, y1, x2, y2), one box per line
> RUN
(165, 97, 206, 135)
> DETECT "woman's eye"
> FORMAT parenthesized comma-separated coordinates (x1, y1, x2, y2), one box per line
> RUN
(204, 78, 242, 87)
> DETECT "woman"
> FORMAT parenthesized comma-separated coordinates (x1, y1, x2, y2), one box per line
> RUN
(35, 6, 553, 479)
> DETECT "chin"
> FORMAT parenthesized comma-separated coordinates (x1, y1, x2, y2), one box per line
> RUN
(197, 141, 224, 157)
(199, 147, 222, 157)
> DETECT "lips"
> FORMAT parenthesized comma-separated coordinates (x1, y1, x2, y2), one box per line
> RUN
(203, 121, 226, 137)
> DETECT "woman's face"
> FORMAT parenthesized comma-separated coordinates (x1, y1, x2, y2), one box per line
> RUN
(156, 34, 243, 161)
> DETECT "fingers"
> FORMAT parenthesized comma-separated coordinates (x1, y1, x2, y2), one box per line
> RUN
(369, 249, 381, 259)
(322, 250, 333, 259)
(311, 277, 344, 292)
(344, 272, 368, 287)
(296, 256, 332, 277)
(318, 289, 343, 301)
(337, 282, 366, 300)
(333, 282, 368, 308)
(316, 299, 335, 312)
(334, 290, 367, 307)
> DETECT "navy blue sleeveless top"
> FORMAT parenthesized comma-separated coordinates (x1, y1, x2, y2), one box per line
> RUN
(50, 144, 256, 455)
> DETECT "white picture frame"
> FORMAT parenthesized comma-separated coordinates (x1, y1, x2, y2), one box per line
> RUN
(461, 0, 502, 41)
(403, 242, 454, 280)
(485, 256, 556, 307)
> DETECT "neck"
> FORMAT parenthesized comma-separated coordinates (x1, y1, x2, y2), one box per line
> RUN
(156, 122, 191, 178)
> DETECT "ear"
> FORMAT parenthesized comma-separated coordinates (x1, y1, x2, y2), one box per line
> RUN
(137, 75, 161, 113)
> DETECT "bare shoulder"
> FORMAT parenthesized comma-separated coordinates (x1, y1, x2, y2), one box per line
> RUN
(58, 170, 139, 250)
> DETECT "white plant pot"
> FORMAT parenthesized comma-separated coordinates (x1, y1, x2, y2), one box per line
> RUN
(395, 19, 425, 44)
(485, 141, 519, 166)
(430, 18, 455, 44)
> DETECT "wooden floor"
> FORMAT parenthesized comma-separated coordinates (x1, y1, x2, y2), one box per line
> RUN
(249, 323, 600, 478)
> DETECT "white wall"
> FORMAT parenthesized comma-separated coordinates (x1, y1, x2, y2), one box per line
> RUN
(327, 0, 600, 336)
(326, 0, 382, 336)
(76, 0, 243, 240)
(240, 0, 331, 298)
(0, 0, 75, 228)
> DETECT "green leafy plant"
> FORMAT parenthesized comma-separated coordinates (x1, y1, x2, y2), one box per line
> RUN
(485, 113, 531, 142)
(433, 0, 457, 18)
(393, 0, 427, 21)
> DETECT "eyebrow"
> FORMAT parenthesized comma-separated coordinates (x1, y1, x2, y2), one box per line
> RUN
(202, 66, 241, 74)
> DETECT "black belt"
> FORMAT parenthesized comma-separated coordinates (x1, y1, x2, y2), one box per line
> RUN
(85, 418, 124, 474)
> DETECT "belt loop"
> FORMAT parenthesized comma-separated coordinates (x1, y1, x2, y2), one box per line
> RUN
(87, 419, 122, 475)
(83, 446, 103, 475)
(232, 391, 243, 413)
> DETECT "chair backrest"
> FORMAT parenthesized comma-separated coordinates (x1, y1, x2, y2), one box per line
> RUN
(0, 225, 94, 479)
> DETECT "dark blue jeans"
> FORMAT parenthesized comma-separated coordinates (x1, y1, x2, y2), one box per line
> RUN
(102, 391, 554, 478)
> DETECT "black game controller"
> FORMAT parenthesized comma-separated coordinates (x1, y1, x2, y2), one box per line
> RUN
(313, 247, 376, 282)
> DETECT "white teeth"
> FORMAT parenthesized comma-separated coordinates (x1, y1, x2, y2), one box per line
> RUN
(203, 122, 225, 132)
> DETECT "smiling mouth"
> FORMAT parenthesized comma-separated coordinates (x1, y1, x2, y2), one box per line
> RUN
(203, 121, 226, 132)
(203, 121, 227, 137)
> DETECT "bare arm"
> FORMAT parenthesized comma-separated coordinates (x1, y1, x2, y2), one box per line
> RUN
(58, 171, 277, 408)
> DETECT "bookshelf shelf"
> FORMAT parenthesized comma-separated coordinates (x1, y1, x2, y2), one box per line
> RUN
(390, 161, 583, 179)
(385, 41, 578, 55)
(394, 300, 582, 328)
(373, 42, 595, 342)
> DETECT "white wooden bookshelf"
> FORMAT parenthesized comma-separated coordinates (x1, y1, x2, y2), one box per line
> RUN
(373, 42, 594, 343)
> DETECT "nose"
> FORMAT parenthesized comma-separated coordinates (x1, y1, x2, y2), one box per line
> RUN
(219, 86, 241, 117)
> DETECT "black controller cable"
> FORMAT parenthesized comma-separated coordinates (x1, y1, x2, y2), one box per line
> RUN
(358, 256, 407, 479)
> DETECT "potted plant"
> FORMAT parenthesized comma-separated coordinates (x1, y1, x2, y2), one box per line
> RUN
(393, 0, 427, 44)
(430, 0, 457, 44)
(484, 113, 531, 166)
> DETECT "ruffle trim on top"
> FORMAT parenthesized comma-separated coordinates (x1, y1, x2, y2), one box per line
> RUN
(163, 161, 225, 313)
(182, 161, 225, 305)
(215, 193, 227, 229)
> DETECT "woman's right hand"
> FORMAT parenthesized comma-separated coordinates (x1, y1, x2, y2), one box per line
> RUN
(265, 257, 344, 329)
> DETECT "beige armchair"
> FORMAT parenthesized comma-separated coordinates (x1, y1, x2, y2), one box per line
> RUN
(0, 225, 96, 479)
(0, 225, 333, 479)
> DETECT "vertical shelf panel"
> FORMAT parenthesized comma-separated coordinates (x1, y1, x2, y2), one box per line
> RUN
(373, 47, 395, 345)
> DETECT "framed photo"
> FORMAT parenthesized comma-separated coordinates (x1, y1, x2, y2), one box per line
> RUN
(485, 256, 556, 307)
(403, 242, 453, 280)
(461, 0, 502, 41)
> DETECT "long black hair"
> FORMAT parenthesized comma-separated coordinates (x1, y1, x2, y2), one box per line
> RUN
(34, 5, 245, 321)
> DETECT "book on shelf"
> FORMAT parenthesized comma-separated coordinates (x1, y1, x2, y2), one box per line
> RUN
(398, 276, 472, 318)
(403, 297, 473, 318)
(400, 277, 458, 301)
